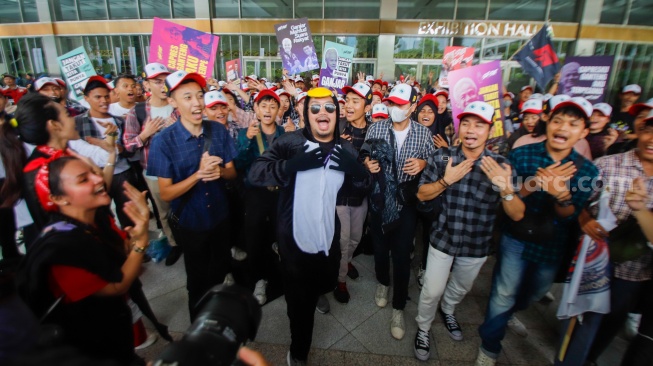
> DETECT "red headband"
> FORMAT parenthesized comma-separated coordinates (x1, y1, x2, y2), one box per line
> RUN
(23, 146, 70, 212)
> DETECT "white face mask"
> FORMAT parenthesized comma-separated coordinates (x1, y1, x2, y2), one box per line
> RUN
(505, 100, 512, 108)
(389, 105, 410, 123)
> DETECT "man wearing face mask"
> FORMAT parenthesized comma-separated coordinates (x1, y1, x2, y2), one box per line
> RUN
(360, 83, 436, 340)
(248, 87, 371, 366)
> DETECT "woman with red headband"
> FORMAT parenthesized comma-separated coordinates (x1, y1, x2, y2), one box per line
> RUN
(16, 156, 150, 365)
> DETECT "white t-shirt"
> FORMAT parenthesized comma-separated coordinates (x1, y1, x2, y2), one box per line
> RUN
(109, 102, 133, 119)
(150, 104, 174, 120)
(393, 124, 410, 154)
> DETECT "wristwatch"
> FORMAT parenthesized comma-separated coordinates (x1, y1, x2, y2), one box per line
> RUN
(501, 193, 515, 201)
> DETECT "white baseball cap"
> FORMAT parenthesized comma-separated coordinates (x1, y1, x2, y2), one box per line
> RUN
(622, 84, 642, 95)
(529, 93, 544, 100)
(551, 96, 593, 118)
(543, 93, 554, 102)
(521, 98, 543, 114)
(592, 103, 613, 117)
(144, 63, 170, 79)
(644, 109, 653, 122)
(337, 96, 345, 104)
(548, 94, 572, 110)
(218, 80, 227, 87)
(372, 104, 389, 118)
(296, 92, 308, 103)
(165, 70, 206, 96)
(521, 85, 534, 92)
(34, 77, 60, 91)
(204, 90, 228, 108)
(383, 83, 418, 106)
(456, 101, 495, 124)
(275, 89, 291, 98)
(629, 97, 653, 116)
(342, 82, 372, 101)
(244, 74, 258, 81)
(365, 75, 374, 82)
(312, 74, 319, 81)
(294, 75, 304, 82)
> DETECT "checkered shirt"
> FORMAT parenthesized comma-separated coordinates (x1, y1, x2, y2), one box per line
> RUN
(590, 150, 653, 282)
(420, 146, 516, 258)
(507, 141, 599, 264)
(122, 100, 178, 170)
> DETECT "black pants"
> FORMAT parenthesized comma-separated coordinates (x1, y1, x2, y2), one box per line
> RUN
(173, 220, 232, 321)
(108, 168, 139, 228)
(622, 280, 653, 366)
(129, 161, 162, 229)
(371, 205, 417, 310)
(0, 206, 19, 259)
(243, 187, 278, 282)
(417, 210, 434, 270)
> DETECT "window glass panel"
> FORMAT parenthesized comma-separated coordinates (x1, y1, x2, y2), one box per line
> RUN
(243, 59, 267, 79)
(51, 0, 78, 21)
(629, 0, 653, 26)
(394, 37, 448, 59)
(549, 0, 578, 22)
(323, 36, 378, 59)
(397, 0, 454, 19)
(79, 0, 108, 20)
(242, 35, 278, 57)
(213, 0, 239, 18)
(420, 64, 442, 86)
(172, 0, 195, 18)
(140, 0, 171, 18)
(488, 0, 545, 21)
(241, 0, 292, 18)
(352, 62, 375, 82)
(395, 63, 418, 80)
(506, 66, 533, 94)
(294, 0, 322, 18)
(0, 0, 23, 23)
(22, 0, 39, 22)
(216, 35, 240, 81)
(108, 0, 138, 19)
(324, 0, 380, 19)
(452, 37, 482, 63)
(456, 0, 487, 20)
(482, 39, 524, 61)
(600, 0, 627, 24)
(84, 36, 116, 77)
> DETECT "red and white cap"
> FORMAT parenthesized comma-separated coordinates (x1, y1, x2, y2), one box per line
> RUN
(644, 109, 653, 122)
(372, 104, 389, 119)
(457, 101, 495, 124)
(365, 75, 374, 82)
(543, 93, 554, 102)
(275, 89, 291, 98)
(165, 70, 206, 95)
(342, 82, 372, 101)
(503, 92, 515, 99)
(433, 89, 449, 100)
(592, 102, 613, 117)
(294, 75, 304, 83)
(144, 63, 170, 79)
(296, 92, 308, 103)
(244, 74, 258, 82)
(82, 75, 112, 91)
(548, 94, 572, 110)
(372, 91, 384, 100)
(551, 96, 593, 118)
(629, 97, 653, 116)
(34, 77, 60, 91)
(521, 98, 543, 114)
(373, 79, 383, 86)
(204, 91, 228, 108)
(622, 84, 642, 95)
(254, 89, 280, 104)
(337, 96, 345, 105)
(312, 74, 319, 81)
(260, 77, 268, 83)
(383, 83, 418, 105)
(521, 85, 534, 92)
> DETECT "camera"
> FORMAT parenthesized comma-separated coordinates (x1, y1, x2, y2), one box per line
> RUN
(153, 284, 262, 366)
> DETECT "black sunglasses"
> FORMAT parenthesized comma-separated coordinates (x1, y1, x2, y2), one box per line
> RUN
(310, 103, 336, 114)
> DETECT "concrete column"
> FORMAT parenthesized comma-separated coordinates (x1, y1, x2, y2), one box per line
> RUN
(574, 0, 601, 55)
(377, 0, 398, 80)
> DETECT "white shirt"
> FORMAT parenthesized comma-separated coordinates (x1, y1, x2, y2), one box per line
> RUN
(150, 104, 174, 120)
(109, 102, 133, 119)
(393, 124, 410, 154)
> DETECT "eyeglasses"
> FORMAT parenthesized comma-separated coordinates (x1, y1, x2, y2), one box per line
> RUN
(310, 103, 336, 114)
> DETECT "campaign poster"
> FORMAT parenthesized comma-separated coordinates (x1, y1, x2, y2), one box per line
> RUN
(148, 17, 220, 79)
(319, 41, 354, 94)
(448, 60, 506, 146)
(225, 58, 241, 84)
(274, 18, 319, 74)
(438, 46, 475, 88)
(558, 56, 614, 103)
(57, 46, 97, 101)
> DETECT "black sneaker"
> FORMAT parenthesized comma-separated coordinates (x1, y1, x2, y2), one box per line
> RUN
(165, 246, 183, 266)
(439, 308, 463, 341)
(347, 262, 359, 280)
(414, 329, 431, 361)
(333, 282, 350, 304)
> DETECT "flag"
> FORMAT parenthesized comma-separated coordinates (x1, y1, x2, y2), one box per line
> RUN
(513, 25, 561, 89)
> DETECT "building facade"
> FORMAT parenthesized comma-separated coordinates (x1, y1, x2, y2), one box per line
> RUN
(0, 0, 651, 99)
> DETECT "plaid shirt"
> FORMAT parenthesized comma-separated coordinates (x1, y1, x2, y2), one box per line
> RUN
(507, 141, 599, 264)
(74, 111, 130, 174)
(420, 146, 516, 258)
(122, 100, 178, 170)
(363, 119, 436, 184)
(590, 150, 653, 281)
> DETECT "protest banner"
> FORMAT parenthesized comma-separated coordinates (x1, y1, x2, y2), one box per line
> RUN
(57, 46, 97, 101)
(448, 60, 506, 146)
(148, 17, 220, 79)
(319, 41, 355, 94)
(438, 46, 474, 88)
(225, 58, 242, 84)
(558, 56, 614, 103)
(274, 18, 319, 74)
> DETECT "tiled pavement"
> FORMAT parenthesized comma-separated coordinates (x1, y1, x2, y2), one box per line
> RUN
(136, 244, 628, 365)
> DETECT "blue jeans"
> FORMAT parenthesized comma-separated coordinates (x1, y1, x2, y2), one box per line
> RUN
(478, 235, 561, 357)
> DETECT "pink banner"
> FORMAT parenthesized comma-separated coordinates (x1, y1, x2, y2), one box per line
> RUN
(439, 46, 475, 88)
(148, 18, 219, 79)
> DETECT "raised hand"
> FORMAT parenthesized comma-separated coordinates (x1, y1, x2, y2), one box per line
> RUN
(285, 145, 323, 173)
(443, 158, 474, 185)
(329, 146, 367, 178)
(403, 157, 426, 176)
(141, 116, 165, 140)
(626, 177, 648, 212)
(433, 134, 448, 149)
(121, 182, 150, 243)
(480, 156, 513, 192)
(364, 157, 381, 174)
(246, 122, 260, 140)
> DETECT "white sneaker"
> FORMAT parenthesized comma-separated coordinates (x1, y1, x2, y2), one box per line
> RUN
(625, 313, 642, 339)
(375, 284, 389, 308)
(134, 332, 158, 350)
(474, 348, 496, 366)
(254, 279, 268, 305)
(231, 247, 248, 261)
(507, 315, 528, 337)
(223, 272, 235, 286)
(391, 309, 405, 340)
(542, 291, 555, 302)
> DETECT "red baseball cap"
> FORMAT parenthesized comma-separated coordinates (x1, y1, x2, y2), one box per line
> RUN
(254, 89, 281, 104)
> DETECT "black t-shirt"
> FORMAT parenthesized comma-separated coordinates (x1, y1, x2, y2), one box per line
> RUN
(610, 110, 635, 134)
(586, 129, 610, 159)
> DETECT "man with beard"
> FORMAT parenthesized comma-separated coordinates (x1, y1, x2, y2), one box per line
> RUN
(248, 87, 370, 366)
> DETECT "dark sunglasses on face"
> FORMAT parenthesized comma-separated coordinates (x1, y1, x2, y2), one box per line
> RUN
(310, 103, 336, 114)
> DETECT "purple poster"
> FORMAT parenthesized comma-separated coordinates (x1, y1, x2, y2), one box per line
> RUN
(274, 18, 319, 74)
(448, 60, 506, 146)
(558, 56, 614, 103)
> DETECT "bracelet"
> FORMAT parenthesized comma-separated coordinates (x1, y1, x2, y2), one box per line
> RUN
(107, 131, 119, 137)
(106, 162, 115, 167)
(132, 243, 148, 254)
(437, 179, 449, 189)
(440, 178, 451, 187)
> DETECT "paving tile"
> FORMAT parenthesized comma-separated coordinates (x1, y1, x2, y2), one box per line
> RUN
(328, 263, 382, 332)
(329, 333, 369, 353)
(254, 296, 292, 345)
(431, 326, 509, 365)
(312, 349, 346, 366)
(502, 329, 557, 365)
(139, 256, 187, 300)
(343, 352, 394, 366)
(147, 287, 192, 333)
(312, 311, 350, 350)
(351, 304, 421, 358)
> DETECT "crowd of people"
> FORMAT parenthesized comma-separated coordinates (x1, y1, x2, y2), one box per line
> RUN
(0, 63, 651, 366)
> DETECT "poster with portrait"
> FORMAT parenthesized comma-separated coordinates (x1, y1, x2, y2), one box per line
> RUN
(448, 60, 506, 146)
(558, 56, 614, 103)
(57, 46, 97, 101)
(438, 46, 475, 88)
(148, 18, 220, 79)
(225, 58, 242, 84)
(274, 18, 319, 74)
(318, 41, 354, 94)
